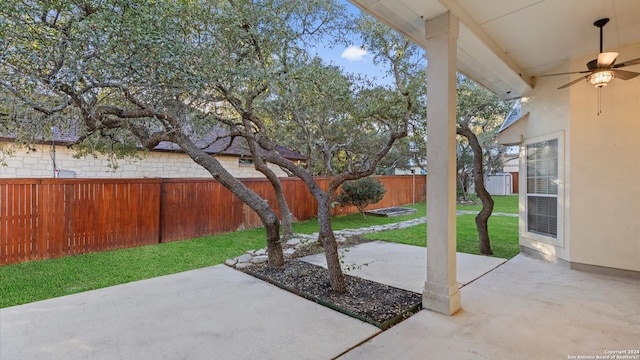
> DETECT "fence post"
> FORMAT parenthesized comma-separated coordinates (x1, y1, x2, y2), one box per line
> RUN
(158, 179, 164, 244)
(34, 179, 46, 261)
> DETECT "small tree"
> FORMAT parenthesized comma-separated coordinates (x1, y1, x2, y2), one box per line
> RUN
(456, 75, 514, 256)
(336, 177, 387, 218)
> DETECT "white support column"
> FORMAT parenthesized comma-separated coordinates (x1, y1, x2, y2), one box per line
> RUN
(423, 12, 461, 315)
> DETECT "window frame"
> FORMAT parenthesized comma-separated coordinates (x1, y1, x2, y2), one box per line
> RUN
(523, 131, 565, 247)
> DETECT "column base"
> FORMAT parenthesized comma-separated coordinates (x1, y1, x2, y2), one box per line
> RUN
(423, 281, 461, 315)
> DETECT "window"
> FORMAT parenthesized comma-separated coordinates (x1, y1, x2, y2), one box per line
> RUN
(239, 158, 254, 167)
(526, 139, 558, 238)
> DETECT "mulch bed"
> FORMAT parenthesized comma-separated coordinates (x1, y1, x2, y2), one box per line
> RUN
(237, 238, 422, 329)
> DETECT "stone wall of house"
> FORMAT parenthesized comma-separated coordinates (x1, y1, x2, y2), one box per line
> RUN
(0, 142, 289, 178)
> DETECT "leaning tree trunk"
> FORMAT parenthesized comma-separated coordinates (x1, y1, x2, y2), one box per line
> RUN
(254, 155, 293, 240)
(244, 134, 294, 239)
(264, 175, 294, 239)
(457, 126, 494, 256)
(316, 195, 347, 293)
(177, 134, 285, 266)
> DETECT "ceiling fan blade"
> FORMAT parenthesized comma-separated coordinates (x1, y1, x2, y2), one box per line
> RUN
(539, 70, 590, 77)
(558, 76, 589, 89)
(597, 52, 619, 67)
(613, 57, 640, 68)
(612, 69, 640, 80)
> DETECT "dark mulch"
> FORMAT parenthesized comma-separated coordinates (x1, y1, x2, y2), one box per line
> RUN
(238, 236, 422, 329)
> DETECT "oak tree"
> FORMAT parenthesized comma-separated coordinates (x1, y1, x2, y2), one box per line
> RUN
(456, 75, 513, 256)
(0, 0, 350, 267)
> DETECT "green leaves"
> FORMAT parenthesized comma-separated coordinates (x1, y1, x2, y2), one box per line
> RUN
(335, 176, 387, 217)
(0, 0, 413, 177)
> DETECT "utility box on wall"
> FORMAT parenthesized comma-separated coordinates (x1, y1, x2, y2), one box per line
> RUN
(485, 173, 512, 196)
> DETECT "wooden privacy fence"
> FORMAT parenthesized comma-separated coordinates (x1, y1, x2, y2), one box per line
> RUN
(0, 175, 426, 265)
(0, 179, 162, 265)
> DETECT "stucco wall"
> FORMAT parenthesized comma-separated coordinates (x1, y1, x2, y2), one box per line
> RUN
(0, 142, 290, 178)
(567, 42, 640, 272)
(521, 42, 640, 272)
(519, 66, 572, 262)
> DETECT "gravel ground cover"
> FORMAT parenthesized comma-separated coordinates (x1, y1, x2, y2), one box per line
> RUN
(239, 237, 422, 329)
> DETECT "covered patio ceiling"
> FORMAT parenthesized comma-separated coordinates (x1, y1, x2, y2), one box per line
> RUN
(348, 0, 640, 100)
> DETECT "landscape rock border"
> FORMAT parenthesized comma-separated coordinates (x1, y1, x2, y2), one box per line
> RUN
(224, 217, 427, 268)
(224, 210, 517, 268)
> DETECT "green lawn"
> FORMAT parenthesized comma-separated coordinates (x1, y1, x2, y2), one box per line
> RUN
(364, 215, 519, 258)
(456, 195, 519, 213)
(0, 209, 427, 308)
(0, 229, 267, 308)
(0, 196, 517, 308)
(365, 195, 519, 259)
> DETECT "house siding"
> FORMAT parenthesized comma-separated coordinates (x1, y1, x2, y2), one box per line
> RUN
(0, 142, 290, 179)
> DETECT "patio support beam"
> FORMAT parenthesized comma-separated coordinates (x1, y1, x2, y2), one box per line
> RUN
(423, 11, 461, 316)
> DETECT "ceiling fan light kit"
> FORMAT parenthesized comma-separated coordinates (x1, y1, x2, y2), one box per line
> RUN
(588, 70, 615, 87)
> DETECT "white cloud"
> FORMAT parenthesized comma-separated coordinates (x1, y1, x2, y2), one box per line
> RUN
(341, 45, 368, 61)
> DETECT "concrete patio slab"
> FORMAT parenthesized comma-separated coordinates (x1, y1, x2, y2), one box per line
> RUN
(0, 266, 380, 360)
(339, 254, 640, 360)
(301, 241, 507, 292)
(4, 242, 636, 360)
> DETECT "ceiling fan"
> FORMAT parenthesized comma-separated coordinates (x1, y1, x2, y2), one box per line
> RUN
(542, 18, 640, 89)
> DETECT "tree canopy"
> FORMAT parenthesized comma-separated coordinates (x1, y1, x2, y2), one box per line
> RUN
(0, 0, 356, 269)
(0, 0, 418, 292)
(0, 0, 514, 287)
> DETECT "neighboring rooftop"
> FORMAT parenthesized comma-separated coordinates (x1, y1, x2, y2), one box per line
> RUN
(498, 100, 524, 134)
(0, 127, 306, 161)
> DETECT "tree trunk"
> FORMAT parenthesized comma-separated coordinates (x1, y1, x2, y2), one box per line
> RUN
(457, 126, 494, 256)
(474, 183, 494, 256)
(243, 132, 294, 239)
(258, 170, 293, 239)
(264, 217, 285, 266)
(262, 149, 348, 292)
(176, 134, 285, 266)
(274, 185, 294, 239)
(357, 206, 367, 219)
(316, 195, 347, 293)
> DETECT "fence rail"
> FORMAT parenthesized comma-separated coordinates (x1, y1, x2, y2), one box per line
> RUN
(0, 175, 426, 265)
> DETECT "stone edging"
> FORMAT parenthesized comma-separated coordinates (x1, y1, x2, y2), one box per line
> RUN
(224, 217, 427, 269)
(224, 211, 518, 268)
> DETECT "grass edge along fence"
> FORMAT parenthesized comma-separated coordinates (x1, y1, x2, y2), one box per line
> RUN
(0, 175, 426, 265)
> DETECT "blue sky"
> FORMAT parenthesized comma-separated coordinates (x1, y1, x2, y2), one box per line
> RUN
(310, 0, 395, 85)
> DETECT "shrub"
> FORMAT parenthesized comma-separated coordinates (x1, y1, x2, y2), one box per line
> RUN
(335, 177, 387, 218)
